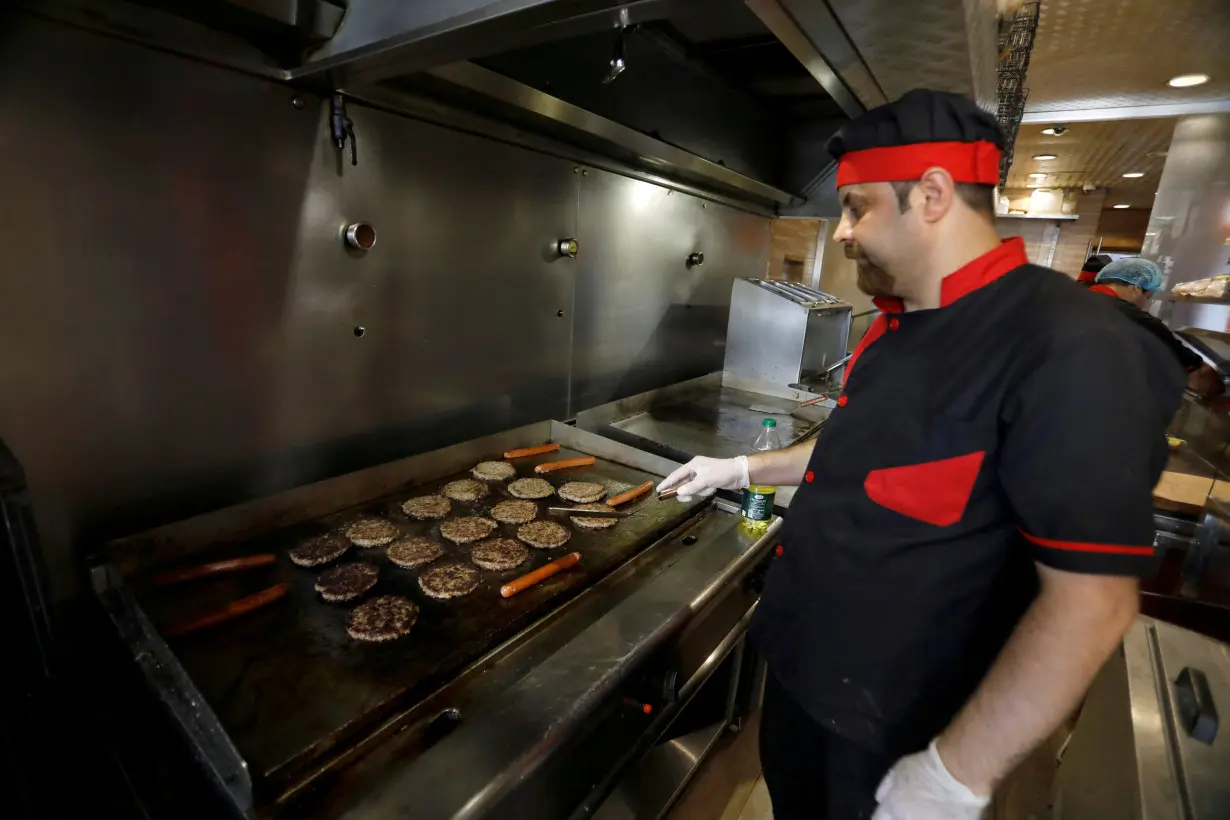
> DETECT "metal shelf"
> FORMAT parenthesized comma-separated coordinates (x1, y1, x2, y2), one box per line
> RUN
(997, 212, 1079, 220)
(1155, 294, 1230, 306)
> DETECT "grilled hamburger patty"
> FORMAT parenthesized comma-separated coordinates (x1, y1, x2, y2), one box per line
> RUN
(315, 562, 379, 602)
(508, 477, 554, 499)
(470, 538, 529, 571)
(419, 563, 481, 599)
(490, 499, 539, 524)
(557, 481, 606, 503)
(288, 533, 350, 567)
(346, 517, 399, 548)
(401, 494, 451, 520)
(569, 503, 620, 530)
(439, 516, 498, 545)
(347, 595, 418, 642)
(517, 520, 572, 549)
(386, 537, 444, 569)
(442, 479, 489, 502)
(471, 461, 517, 481)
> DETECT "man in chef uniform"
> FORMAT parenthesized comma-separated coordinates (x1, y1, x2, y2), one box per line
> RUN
(659, 90, 1184, 819)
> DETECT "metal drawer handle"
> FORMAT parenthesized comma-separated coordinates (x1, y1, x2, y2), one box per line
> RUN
(1175, 666, 1219, 744)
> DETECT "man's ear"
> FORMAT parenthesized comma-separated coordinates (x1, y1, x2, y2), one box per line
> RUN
(916, 167, 956, 224)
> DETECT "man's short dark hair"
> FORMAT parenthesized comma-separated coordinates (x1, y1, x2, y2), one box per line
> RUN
(1082, 254, 1112, 273)
(889, 181, 996, 217)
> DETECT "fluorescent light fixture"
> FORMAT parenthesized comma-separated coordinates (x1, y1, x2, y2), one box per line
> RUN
(1027, 172, 1047, 178)
(1168, 74, 1209, 88)
(1113, 204, 1130, 209)
(1040, 127, 1065, 136)
(1122, 172, 1145, 178)
(1033, 154, 1057, 160)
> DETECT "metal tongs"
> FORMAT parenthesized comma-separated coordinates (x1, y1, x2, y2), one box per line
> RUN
(548, 506, 628, 518)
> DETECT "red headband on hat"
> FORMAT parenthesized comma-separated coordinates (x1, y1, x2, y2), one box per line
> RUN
(836, 140, 1002, 187)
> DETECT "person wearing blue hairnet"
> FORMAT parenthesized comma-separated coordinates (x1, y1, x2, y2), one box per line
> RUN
(1091, 258, 1224, 397)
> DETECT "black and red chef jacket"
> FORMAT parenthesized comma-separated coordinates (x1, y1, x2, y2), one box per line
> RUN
(749, 237, 1185, 758)
(1088, 284, 1204, 373)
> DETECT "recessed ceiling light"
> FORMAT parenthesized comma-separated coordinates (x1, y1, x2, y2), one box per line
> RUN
(1113, 204, 1130, 209)
(1122, 172, 1145, 178)
(1033, 154, 1058, 160)
(1168, 74, 1210, 88)
(1027, 172, 1047, 178)
(1040, 127, 1066, 136)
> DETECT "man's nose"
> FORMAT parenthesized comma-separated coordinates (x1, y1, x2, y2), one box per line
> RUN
(834, 213, 853, 244)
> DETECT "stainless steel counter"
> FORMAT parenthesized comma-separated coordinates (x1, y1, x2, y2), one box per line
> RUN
(575, 372, 831, 508)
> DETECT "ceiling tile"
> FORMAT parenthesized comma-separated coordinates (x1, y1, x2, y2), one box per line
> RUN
(1024, 0, 1230, 112)
(1005, 118, 1175, 207)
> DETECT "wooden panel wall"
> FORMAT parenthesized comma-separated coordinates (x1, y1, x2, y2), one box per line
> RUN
(765, 218, 821, 284)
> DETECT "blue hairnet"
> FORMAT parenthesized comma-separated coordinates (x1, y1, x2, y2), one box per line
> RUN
(1096, 257, 1162, 292)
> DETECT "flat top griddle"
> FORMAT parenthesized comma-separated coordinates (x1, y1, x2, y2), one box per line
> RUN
(575, 374, 827, 464)
(129, 444, 704, 798)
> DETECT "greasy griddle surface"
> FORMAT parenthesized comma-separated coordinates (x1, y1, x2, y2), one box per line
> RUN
(133, 447, 703, 791)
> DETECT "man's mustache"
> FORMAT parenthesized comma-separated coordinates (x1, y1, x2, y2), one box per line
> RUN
(843, 242, 860, 260)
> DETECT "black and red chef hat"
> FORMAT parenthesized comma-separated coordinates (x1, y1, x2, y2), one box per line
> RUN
(826, 89, 1005, 187)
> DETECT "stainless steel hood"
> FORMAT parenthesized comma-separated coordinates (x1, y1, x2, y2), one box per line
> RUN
(18, 0, 997, 214)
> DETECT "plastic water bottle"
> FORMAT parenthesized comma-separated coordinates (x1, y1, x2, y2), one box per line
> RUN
(741, 418, 780, 533)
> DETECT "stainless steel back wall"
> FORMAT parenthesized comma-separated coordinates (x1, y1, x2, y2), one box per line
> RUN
(0, 15, 770, 603)
(572, 173, 770, 412)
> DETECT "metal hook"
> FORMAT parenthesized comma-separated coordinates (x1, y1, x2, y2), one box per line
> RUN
(603, 8, 630, 85)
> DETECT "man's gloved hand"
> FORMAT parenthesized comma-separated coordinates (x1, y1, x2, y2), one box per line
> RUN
(656, 456, 749, 502)
(872, 741, 990, 820)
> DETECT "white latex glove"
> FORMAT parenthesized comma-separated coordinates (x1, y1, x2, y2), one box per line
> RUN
(656, 456, 749, 502)
(872, 741, 990, 820)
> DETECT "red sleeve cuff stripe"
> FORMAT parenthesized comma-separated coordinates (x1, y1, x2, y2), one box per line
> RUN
(1020, 529, 1154, 556)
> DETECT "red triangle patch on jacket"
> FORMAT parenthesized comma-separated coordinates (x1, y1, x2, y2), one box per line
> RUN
(863, 451, 986, 527)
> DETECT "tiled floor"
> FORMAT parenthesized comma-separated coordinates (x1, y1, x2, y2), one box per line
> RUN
(665, 712, 1065, 820)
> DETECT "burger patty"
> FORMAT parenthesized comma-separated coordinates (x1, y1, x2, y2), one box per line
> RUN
(347, 595, 418, 642)
(517, 520, 572, 550)
(508, 477, 555, 500)
(315, 562, 379, 602)
(569, 504, 620, 530)
(471, 461, 517, 481)
(470, 538, 529, 572)
(288, 533, 350, 567)
(443, 479, 489, 502)
(439, 516, 498, 545)
(401, 494, 451, 520)
(490, 499, 539, 524)
(419, 563, 481, 599)
(386, 537, 444, 569)
(557, 481, 606, 504)
(346, 517, 399, 548)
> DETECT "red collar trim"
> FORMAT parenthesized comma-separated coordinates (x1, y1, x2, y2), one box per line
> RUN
(871, 238, 1028, 314)
(836, 140, 1002, 187)
(1088, 284, 1118, 297)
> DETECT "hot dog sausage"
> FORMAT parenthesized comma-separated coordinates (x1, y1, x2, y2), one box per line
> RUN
(504, 443, 561, 459)
(534, 456, 595, 474)
(500, 552, 581, 598)
(153, 554, 276, 587)
(162, 584, 288, 638)
(606, 480, 653, 507)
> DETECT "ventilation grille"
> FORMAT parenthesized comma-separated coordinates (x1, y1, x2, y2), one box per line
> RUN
(996, 1, 1041, 188)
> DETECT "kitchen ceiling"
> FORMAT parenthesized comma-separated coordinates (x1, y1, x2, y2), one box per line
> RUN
(1006, 0, 1229, 208)
(1005, 118, 1174, 209)
(1024, 0, 1230, 115)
